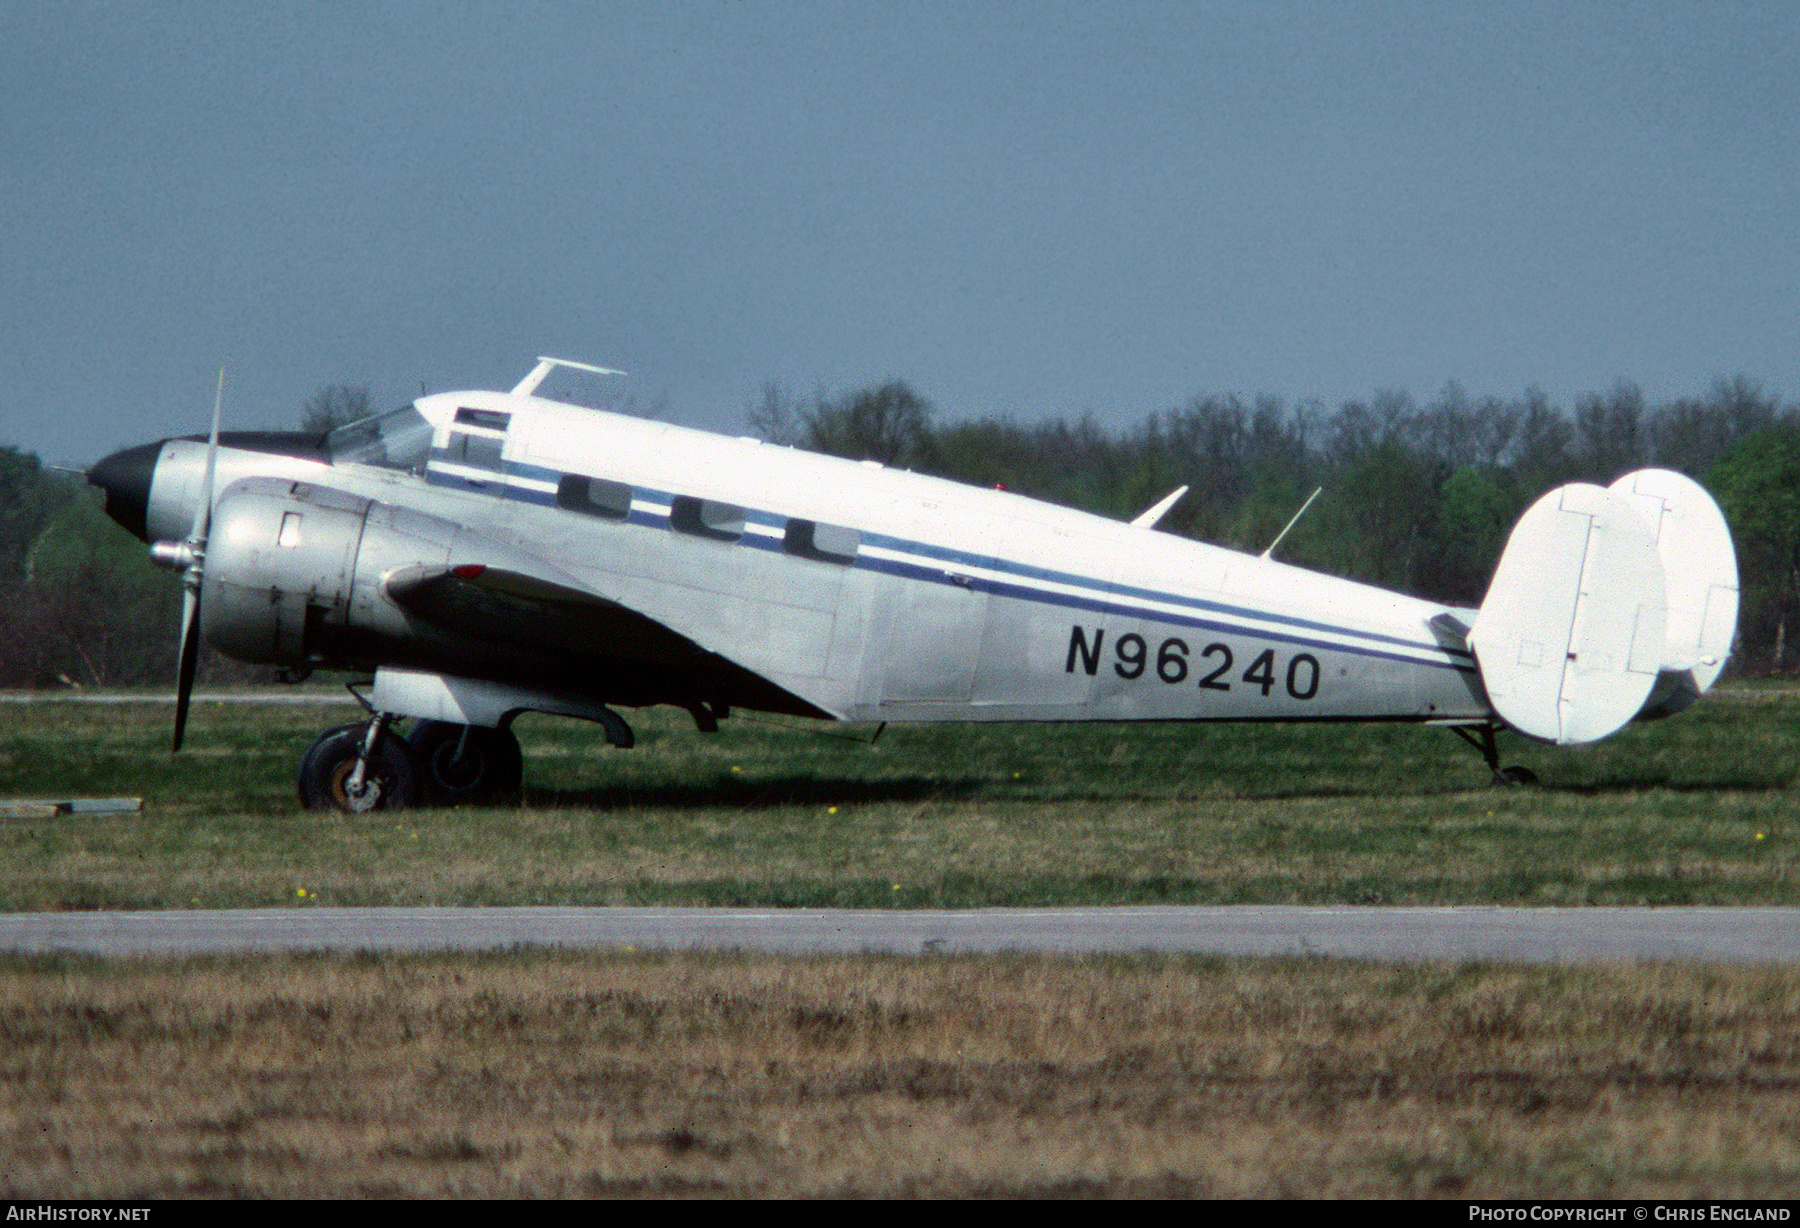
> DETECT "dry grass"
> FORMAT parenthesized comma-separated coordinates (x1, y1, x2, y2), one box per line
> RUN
(4, 949, 1799, 1198)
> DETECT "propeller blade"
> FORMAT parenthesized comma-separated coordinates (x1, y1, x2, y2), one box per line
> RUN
(190, 367, 224, 546)
(173, 367, 222, 753)
(172, 583, 201, 752)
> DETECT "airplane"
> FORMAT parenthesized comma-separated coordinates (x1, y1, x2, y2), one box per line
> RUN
(84, 357, 1740, 811)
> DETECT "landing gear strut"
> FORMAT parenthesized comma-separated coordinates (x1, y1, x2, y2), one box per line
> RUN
(297, 715, 423, 812)
(1448, 724, 1539, 788)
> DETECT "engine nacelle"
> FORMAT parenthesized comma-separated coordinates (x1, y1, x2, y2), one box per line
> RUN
(201, 478, 468, 667)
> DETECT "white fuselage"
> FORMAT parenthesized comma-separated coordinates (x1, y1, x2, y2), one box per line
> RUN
(146, 387, 1493, 726)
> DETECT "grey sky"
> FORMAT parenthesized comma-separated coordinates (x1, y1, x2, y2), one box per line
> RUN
(3, 1, 1795, 468)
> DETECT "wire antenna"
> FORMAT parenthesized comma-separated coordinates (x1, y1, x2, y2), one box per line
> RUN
(1261, 486, 1322, 560)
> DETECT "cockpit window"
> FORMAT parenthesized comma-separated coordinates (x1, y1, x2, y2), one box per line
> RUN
(454, 407, 511, 431)
(325, 405, 434, 473)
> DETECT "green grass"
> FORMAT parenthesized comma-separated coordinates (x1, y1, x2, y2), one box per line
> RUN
(0, 685, 1795, 910)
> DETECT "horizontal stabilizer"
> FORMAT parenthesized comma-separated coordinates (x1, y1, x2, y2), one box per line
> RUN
(1129, 485, 1188, 529)
(1470, 483, 1667, 744)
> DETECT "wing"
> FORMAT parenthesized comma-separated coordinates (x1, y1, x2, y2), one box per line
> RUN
(387, 564, 706, 664)
(383, 562, 835, 720)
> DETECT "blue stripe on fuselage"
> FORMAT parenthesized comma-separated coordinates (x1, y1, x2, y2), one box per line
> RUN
(421, 459, 1474, 674)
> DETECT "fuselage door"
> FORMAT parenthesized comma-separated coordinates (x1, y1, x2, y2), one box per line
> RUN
(878, 537, 994, 706)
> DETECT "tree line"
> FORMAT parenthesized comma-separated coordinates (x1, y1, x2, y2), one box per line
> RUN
(0, 374, 1794, 688)
(0, 446, 187, 688)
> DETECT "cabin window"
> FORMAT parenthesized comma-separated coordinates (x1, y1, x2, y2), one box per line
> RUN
(784, 518, 859, 564)
(557, 474, 633, 520)
(447, 430, 505, 470)
(669, 495, 745, 542)
(454, 407, 512, 431)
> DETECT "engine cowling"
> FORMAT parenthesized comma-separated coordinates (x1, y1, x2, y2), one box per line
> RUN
(200, 478, 472, 668)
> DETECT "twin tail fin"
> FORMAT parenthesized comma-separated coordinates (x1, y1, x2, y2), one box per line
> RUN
(1468, 469, 1738, 745)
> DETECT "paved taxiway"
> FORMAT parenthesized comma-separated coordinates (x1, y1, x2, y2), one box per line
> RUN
(1, 906, 1796, 964)
(0, 691, 356, 705)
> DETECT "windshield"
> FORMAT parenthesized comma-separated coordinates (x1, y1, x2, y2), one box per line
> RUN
(325, 405, 434, 473)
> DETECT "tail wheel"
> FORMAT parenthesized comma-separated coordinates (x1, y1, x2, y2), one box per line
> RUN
(406, 720, 524, 804)
(298, 722, 423, 812)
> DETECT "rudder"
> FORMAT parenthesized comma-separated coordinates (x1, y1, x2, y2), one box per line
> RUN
(1469, 483, 1667, 744)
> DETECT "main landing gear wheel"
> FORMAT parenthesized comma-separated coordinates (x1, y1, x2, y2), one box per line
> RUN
(1493, 765, 1539, 787)
(298, 721, 423, 812)
(406, 720, 524, 804)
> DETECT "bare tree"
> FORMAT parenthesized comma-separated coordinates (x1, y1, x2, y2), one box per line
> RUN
(301, 385, 373, 434)
(1574, 380, 1646, 479)
(804, 380, 934, 466)
(746, 379, 803, 446)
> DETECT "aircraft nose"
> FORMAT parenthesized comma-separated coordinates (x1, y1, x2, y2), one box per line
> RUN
(87, 440, 165, 542)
